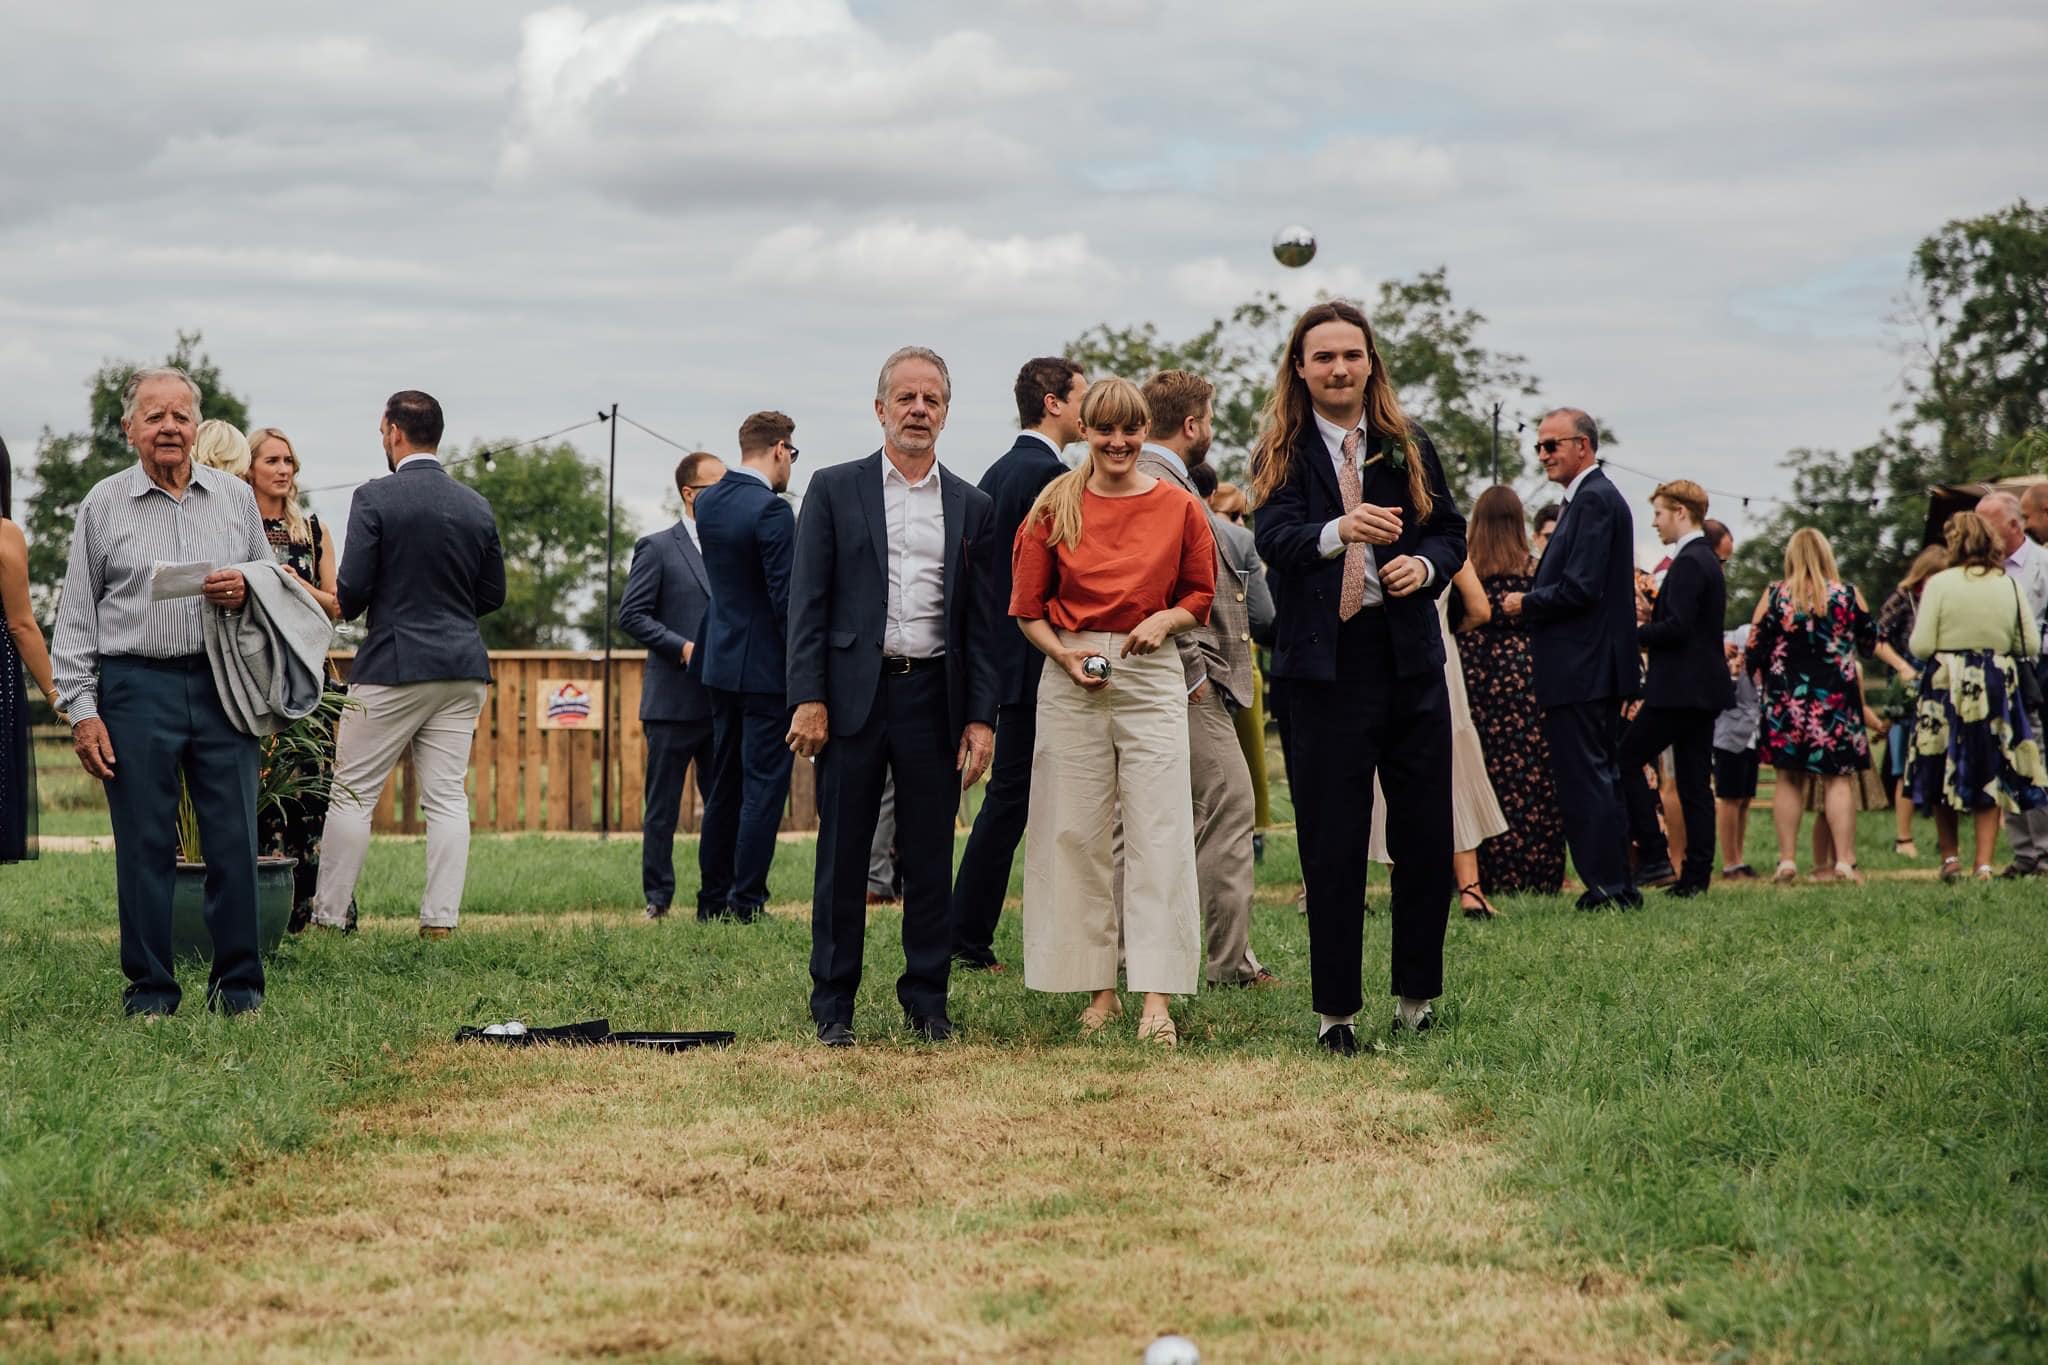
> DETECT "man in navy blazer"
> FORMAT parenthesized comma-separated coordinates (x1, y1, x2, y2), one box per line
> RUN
(786, 347, 998, 1047)
(948, 356, 1085, 972)
(1501, 408, 1643, 909)
(1618, 479, 1734, 897)
(619, 449, 725, 919)
(310, 390, 505, 937)
(692, 413, 798, 923)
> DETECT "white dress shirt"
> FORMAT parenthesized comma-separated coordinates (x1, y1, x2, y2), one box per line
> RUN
(883, 456, 947, 658)
(682, 515, 701, 551)
(2007, 535, 2048, 648)
(1019, 430, 1062, 457)
(1311, 411, 1435, 604)
(395, 452, 440, 472)
(1560, 462, 1597, 504)
(728, 464, 772, 488)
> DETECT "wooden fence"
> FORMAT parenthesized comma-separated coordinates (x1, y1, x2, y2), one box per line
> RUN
(331, 651, 818, 836)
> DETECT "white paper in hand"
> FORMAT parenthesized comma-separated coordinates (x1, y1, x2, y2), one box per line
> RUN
(150, 561, 213, 601)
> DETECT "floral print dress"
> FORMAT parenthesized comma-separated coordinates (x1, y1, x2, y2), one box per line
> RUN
(1455, 568, 1565, 894)
(1747, 580, 1875, 775)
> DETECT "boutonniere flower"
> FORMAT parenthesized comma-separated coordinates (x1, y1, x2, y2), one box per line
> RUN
(1359, 434, 1407, 474)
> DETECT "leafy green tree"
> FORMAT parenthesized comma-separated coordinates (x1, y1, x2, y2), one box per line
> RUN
(1063, 267, 1545, 496)
(25, 332, 249, 626)
(448, 441, 634, 649)
(1721, 437, 1923, 626)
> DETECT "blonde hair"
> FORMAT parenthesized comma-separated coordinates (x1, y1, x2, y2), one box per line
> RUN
(244, 426, 311, 546)
(1898, 544, 1949, 594)
(193, 419, 250, 478)
(1779, 527, 1841, 616)
(1943, 510, 2003, 575)
(1025, 377, 1150, 552)
(1210, 481, 1249, 519)
(1651, 478, 1708, 527)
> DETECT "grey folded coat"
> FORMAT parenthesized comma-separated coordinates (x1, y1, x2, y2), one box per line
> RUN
(202, 559, 336, 736)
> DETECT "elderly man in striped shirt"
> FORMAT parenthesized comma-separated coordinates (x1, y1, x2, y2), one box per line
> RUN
(52, 367, 272, 1018)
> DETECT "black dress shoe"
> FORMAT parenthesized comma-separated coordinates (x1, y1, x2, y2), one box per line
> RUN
(1575, 888, 1615, 911)
(817, 1021, 856, 1048)
(1317, 1024, 1358, 1055)
(1664, 880, 1708, 899)
(1616, 887, 1646, 910)
(1634, 859, 1678, 887)
(905, 1013, 955, 1042)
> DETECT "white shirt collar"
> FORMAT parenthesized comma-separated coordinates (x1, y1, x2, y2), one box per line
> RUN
(396, 452, 440, 472)
(1019, 430, 1062, 456)
(729, 464, 772, 487)
(1311, 408, 1365, 458)
(1562, 463, 1597, 502)
(1140, 442, 1188, 480)
(2008, 536, 2041, 571)
(1673, 529, 1704, 553)
(681, 516, 701, 549)
(883, 455, 939, 489)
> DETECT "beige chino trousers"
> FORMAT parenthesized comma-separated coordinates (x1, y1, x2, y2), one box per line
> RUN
(311, 678, 488, 930)
(1023, 630, 1200, 996)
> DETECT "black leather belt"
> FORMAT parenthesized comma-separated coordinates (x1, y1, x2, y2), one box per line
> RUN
(882, 654, 945, 676)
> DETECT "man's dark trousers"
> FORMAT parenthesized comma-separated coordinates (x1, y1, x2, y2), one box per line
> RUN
(1543, 701, 1633, 897)
(1618, 705, 1717, 886)
(699, 687, 793, 918)
(810, 664, 955, 1028)
(641, 718, 714, 911)
(100, 654, 263, 1014)
(949, 698, 1034, 967)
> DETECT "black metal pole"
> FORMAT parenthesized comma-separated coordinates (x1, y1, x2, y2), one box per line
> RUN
(600, 402, 618, 839)
(1490, 400, 1502, 486)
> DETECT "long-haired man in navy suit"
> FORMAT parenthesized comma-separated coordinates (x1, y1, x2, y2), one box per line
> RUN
(1500, 409, 1643, 909)
(692, 413, 798, 923)
(619, 449, 725, 919)
(1252, 301, 1466, 1054)
(786, 347, 999, 1047)
(948, 356, 1085, 973)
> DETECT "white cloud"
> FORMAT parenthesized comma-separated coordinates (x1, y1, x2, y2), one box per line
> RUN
(735, 219, 1115, 309)
(1166, 255, 1376, 314)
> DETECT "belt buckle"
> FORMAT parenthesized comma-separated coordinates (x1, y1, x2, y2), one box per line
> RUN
(883, 656, 911, 676)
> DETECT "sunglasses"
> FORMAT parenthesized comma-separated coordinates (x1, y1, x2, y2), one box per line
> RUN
(1533, 436, 1588, 455)
(782, 441, 800, 462)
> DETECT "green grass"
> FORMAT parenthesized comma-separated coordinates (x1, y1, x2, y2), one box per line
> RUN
(1, 814, 2043, 1360)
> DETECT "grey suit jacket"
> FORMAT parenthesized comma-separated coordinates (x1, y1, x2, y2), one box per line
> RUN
(618, 521, 713, 723)
(1136, 448, 1248, 705)
(337, 457, 505, 685)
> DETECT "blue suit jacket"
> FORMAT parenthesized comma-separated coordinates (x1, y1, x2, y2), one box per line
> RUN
(693, 469, 795, 698)
(1520, 465, 1642, 707)
(786, 450, 999, 739)
(617, 521, 713, 723)
(1639, 536, 1734, 712)
(977, 434, 1069, 709)
(337, 458, 505, 685)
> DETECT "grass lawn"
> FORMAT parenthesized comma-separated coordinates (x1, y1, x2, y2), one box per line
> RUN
(0, 812, 2043, 1361)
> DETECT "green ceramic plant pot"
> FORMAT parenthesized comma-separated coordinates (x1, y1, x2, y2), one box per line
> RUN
(170, 857, 298, 960)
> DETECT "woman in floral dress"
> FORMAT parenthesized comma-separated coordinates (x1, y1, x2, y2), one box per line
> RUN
(1746, 528, 1876, 883)
(1454, 486, 1565, 896)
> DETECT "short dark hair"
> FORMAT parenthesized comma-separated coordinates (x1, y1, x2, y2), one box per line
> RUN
(1703, 518, 1732, 550)
(737, 410, 794, 457)
(384, 390, 444, 449)
(1142, 370, 1215, 441)
(1188, 462, 1219, 500)
(1015, 357, 1084, 429)
(675, 451, 721, 498)
(1533, 501, 1561, 532)
(1542, 407, 1599, 451)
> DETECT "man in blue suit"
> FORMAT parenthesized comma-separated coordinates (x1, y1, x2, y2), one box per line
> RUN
(948, 356, 1085, 972)
(619, 449, 725, 919)
(692, 413, 798, 923)
(786, 347, 999, 1046)
(1501, 408, 1643, 909)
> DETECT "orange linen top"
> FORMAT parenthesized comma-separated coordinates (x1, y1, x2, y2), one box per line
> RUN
(1009, 482, 1217, 633)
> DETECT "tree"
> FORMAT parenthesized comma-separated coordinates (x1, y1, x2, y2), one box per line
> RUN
(447, 441, 634, 649)
(1063, 267, 1546, 497)
(1721, 437, 1924, 626)
(25, 332, 250, 626)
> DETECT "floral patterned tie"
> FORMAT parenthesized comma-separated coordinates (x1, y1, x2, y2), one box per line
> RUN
(1338, 427, 1368, 621)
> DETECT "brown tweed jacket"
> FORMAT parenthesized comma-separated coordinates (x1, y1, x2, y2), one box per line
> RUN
(1136, 447, 1254, 709)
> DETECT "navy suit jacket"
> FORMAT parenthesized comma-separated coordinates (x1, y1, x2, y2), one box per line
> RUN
(617, 521, 713, 723)
(1639, 536, 1735, 712)
(1520, 465, 1641, 707)
(1253, 421, 1466, 682)
(337, 457, 505, 685)
(693, 470, 795, 698)
(786, 450, 1000, 740)
(977, 433, 1069, 709)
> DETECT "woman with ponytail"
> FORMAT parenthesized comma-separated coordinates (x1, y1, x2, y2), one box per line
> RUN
(1009, 377, 1217, 1048)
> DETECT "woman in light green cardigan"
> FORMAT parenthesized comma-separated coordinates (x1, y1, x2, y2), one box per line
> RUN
(1907, 511, 2047, 881)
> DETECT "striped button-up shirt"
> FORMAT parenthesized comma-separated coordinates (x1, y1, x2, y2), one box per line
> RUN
(52, 460, 269, 723)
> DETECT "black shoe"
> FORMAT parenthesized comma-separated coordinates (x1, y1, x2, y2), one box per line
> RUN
(817, 1020, 856, 1048)
(1391, 1010, 1433, 1035)
(1317, 1024, 1358, 1055)
(1634, 859, 1678, 887)
(1617, 887, 1646, 910)
(905, 1013, 954, 1042)
(1575, 888, 1617, 911)
(644, 904, 670, 920)
(952, 953, 1005, 974)
(1999, 860, 2041, 880)
(1664, 880, 1708, 899)
(287, 898, 313, 934)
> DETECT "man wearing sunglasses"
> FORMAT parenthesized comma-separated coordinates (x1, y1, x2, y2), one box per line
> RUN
(1500, 409, 1643, 909)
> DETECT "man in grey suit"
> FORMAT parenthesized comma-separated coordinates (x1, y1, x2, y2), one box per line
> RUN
(1138, 370, 1271, 987)
(309, 391, 506, 938)
(620, 449, 726, 918)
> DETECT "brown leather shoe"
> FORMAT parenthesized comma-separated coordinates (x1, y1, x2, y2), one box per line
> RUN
(864, 892, 899, 906)
(419, 925, 454, 940)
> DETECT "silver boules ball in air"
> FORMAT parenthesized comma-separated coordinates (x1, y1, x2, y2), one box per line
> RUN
(1143, 1335, 1201, 1365)
(1271, 225, 1316, 268)
(1082, 654, 1112, 681)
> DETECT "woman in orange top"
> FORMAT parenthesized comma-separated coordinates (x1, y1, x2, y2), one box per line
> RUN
(1010, 376, 1216, 1046)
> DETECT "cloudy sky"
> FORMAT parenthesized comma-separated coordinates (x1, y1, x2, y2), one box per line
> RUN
(3, 0, 2044, 556)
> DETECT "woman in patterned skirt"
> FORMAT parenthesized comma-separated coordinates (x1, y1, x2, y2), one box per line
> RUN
(1907, 511, 2047, 881)
(1, 436, 62, 862)
(1746, 528, 1876, 883)
(1453, 486, 1565, 896)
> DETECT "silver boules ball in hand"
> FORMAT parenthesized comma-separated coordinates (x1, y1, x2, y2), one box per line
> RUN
(1144, 1335, 1201, 1365)
(1271, 225, 1316, 268)
(1082, 655, 1112, 681)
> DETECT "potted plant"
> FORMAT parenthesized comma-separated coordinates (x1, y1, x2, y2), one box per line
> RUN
(170, 687, 356, 958)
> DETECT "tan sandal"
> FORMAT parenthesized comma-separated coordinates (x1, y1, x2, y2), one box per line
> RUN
(1772, 861, 1799, 884)
(1136, 1013, 1178, 1048)
(1078, 995, 1124, 1036)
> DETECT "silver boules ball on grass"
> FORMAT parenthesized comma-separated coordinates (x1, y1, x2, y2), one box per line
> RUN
(1143, 1335, 1200, 1365)
(1271, 225, 1316, 268)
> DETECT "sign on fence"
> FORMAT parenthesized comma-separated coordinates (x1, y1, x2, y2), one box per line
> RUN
(538, 679, 603, 730)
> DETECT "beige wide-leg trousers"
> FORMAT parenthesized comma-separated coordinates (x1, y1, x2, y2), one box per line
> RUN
(311, 679, 488, 930)
(1023, 630, 1200, 996)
